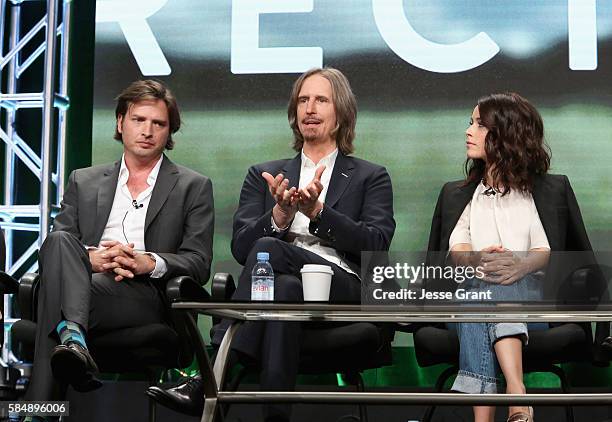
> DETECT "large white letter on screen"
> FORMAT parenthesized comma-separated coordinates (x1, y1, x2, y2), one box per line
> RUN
(568, 0, 597, 70)
(96, 0, 170, 76)
(231, 0, 323, 74)
(372, 0, 499, 73)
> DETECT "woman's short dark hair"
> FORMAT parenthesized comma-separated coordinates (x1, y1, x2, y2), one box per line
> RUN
(465, 92, 551, 194)
(287, 68, 357, 155)
(114, 80, 181, 150)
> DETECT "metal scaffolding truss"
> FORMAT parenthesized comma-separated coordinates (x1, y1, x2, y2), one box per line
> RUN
(0, 0, 70, 277)
(0, 0, 71, 365)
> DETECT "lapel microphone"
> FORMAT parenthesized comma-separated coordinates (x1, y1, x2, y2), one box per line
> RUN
(132, 199, 144, 209)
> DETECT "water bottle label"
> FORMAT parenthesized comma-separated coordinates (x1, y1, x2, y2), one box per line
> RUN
(251, 276, 274, 301)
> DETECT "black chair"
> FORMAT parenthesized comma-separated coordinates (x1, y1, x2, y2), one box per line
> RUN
(412, 266, 611, 422)
(0, 272, 18, 295)
(10, 273, 206, 422)
(0, 228, 22, 400)
(169, 272, 395, 422)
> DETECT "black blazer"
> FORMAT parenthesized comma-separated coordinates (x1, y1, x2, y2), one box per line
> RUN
(231, 152, 396, 274)
(428, 174, 592, 254)
(427, 174, 602, 301)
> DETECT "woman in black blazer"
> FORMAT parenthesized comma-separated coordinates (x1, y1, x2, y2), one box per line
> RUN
(427, 93, 594, 422)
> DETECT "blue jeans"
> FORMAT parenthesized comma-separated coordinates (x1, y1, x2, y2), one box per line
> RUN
(448, 275, 548, 393)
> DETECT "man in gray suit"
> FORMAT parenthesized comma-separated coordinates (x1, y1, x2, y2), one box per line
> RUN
(25, 80, 214, 407)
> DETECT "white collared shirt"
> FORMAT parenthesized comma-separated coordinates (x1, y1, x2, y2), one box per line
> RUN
(99, 155, 167, 278)
(449, 182, 550, 252)
(273, 149, 356, 275)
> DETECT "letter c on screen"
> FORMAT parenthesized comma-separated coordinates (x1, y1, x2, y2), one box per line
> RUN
(372, 0, 500, 73)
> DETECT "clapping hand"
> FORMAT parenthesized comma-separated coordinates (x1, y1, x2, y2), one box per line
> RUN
(262, 172, 300, 228)
(298, 165, 325, 219)
(262, 165, 327, 227)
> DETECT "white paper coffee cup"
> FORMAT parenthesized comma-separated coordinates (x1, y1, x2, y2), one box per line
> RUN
(300, 264, 334, 301)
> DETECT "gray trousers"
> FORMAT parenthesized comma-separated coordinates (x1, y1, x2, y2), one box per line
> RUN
(26, 231, 166, 401)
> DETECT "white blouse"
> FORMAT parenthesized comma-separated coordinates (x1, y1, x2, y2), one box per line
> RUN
(449, 182, 550, 252)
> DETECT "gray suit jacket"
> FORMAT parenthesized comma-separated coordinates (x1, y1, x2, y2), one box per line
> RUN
(52, 155, 214, 283)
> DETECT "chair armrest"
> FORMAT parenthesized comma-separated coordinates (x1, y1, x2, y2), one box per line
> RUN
(0, 271, 19, 294)
(555, 263, 610, 307)
(166, 275, 211, 303)
(211, 272, 235, 301)
(591, 264, 612, 364)
(18, 273, 39, 322)
(568, 268, 589, 290)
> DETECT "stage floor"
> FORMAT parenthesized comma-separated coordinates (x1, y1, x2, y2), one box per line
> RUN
(64, 381, 612, 422)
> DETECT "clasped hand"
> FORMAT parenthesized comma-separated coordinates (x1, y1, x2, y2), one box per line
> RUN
(262, 166, 325, 227)
(89, 240, 155, 282)
(476, 245, 527, 285)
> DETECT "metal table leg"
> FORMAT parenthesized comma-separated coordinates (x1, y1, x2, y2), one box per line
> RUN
(202, 321, 241, 422)
(213, 322, 241, 390)
(182, 308, 242, 422)
(179, 310, 221, 422)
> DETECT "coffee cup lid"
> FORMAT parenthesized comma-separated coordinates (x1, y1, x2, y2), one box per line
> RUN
(300, 264, 334, 275)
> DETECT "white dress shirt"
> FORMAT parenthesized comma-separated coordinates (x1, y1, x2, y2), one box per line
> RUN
(99, 155, 167, 278)
(449, 182, 550, 252)
(272, 149, 356, 276)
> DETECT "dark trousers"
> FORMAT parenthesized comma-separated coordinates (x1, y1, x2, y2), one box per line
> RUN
(26, 231, 166, 401)
(213, 237, 361, 421)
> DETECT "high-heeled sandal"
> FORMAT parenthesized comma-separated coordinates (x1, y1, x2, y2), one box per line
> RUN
(507, 406, 534, 422)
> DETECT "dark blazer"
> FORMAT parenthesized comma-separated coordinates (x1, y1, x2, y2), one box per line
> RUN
(427, 173, 602, 301)
(427, 174, 592, 254)
(52, 155, 214, 283)
(231, 152, 395, 274)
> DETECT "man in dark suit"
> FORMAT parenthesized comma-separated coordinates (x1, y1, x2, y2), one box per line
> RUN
(148, 68, 395, 421)
(25, 80, 214, 412)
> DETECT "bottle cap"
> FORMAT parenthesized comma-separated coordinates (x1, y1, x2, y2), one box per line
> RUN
(257, 252, 270, 261)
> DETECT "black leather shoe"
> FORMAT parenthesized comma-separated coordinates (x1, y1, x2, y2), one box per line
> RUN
(146, 375, 204, 416)
(602, 336, 612, 352)
(50, 342, 102, 392)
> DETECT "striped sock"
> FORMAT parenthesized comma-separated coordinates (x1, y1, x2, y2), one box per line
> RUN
(56, 320, 87, 349)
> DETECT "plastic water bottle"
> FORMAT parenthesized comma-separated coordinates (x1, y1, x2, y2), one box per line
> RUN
(251, 252, 274, 301)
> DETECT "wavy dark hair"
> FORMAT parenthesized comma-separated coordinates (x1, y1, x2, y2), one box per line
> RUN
(288, 68, 357, 155)
(465, 92, 551, 194)
(114, 80, 181, 150)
